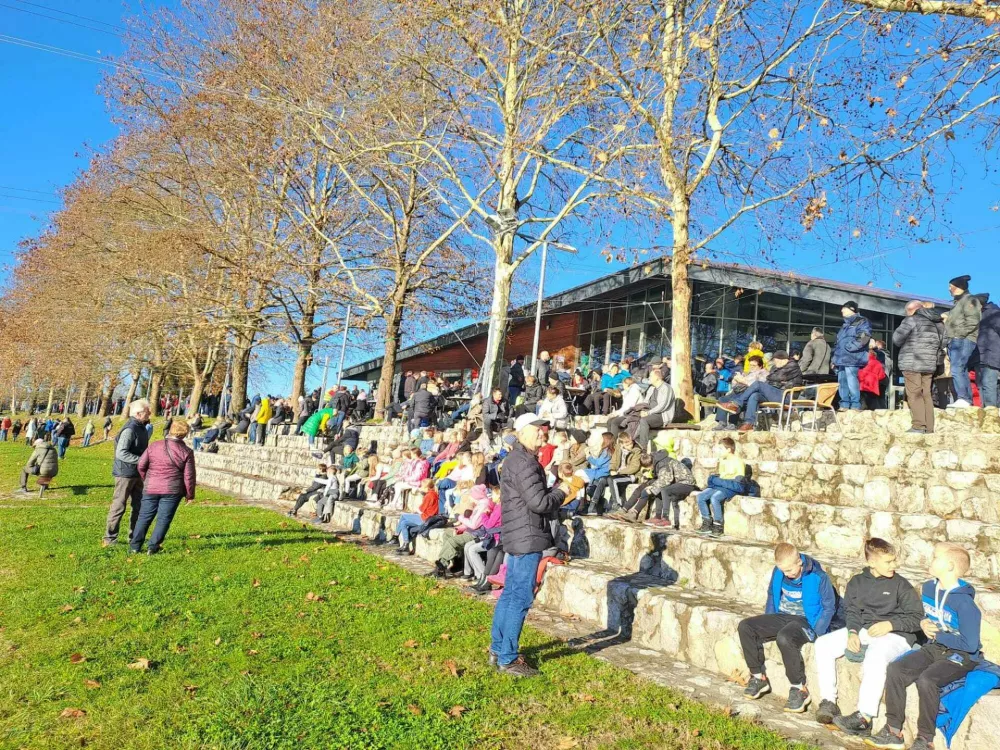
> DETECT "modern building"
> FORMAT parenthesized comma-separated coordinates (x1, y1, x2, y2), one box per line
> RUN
(343, 258, 947, 386)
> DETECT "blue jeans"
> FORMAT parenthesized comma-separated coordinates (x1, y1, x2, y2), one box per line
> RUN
(982, 366, 999, 408)
(82, 433, 92, 447)
(450, 402, 470, 420)
(248, 422, 258, 443)
(490, 550, 542, 665)
(397, 513, 423, 546)
(0, 429, 7, 441)
(56, 436, 69, 458)
(130, 494, 183, 552)
(716, 382, 785, 426)
(508, 387, 522, 405)
(436, 479, 456, 515)
(949, 338, 977, 402)
(696, 488, 728, 522)
(837, 367, 862, 410)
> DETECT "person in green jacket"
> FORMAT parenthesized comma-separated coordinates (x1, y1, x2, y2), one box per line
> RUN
(301, 408, 333, 447)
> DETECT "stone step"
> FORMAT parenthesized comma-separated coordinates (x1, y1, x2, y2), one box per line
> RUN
(195, 466, 292, 503)
(216, 441, 319, 466)
(534, 559, 996, 750)
(195, 452, 319, 487)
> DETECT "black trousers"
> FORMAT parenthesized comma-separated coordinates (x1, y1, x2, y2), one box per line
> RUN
(738, 613, 811, 685)
(293, 481, 325, 513)
(653, 483, 699, 523)
(885, 643, 976, 739)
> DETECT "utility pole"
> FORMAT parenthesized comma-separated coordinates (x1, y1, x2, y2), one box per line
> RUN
(336, 305, 352, 389)
(319, 356, 330, 407)
(530, 241, 548, 376)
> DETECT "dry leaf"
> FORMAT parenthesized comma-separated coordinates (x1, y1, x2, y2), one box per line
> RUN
(577, 693, 596, 703)
(184, 684, 198, 694)
(447, 705, 467, 718)
(443, 659, 462, 678)
(69, 653, 86, 664)
(247, 649, 259, 656)
(214, 637, 222, 645)
(189, 534, 201, 539)
(299, 554, 309, 563)
(767, 127, 779, 139)
(557, 739, 579, 750)
(403, 640, 419, 649)
(73, 587, 86, 594)
(407, 704, 423, 716)
(439, 633, 451, 641)
(368, 574, 378, 581)
(60, 604, 75, 613)
(127, 658, 150, 670)
(60, 708, 86, 719)
(251, 632, 263, 639)
(83, 679, 101, 689)
(24, 524, 35, 530)
(305, 592, 318, 601)
(252, 579, 261, 588)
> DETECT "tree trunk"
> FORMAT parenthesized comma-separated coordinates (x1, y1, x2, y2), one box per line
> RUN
(97, 381, 112, 417)
(45, 387, 54, 417)
(374, 301, 406, 420)
(10, 385, 16, 414)
(188, 374, 205, 418)
(62, 384, 72, 415)
(230, 331, 255, 418)
(148, 371, 164, 417)
(76, 382, 89, 418)
(478, 258, 515, 398)
(670, 200, 696, 420)
(290, 340, 314, 418)
(123, 369, 141, 416)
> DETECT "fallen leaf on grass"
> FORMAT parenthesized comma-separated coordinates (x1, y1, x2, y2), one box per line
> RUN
(576, 693, 596, 703)
(402, 640, 419, 649)
(443, 659, 462, 678)
(24, 524, 35, 530)
(252, 579, 261, 588)
(247, 649, 259, 656)
(251, 632, 263, 639)
(328, 580, 338, 586)
(60, 708, 86, 719)
(557, 739, 579, 750)
(353, 603, 367, 609)
(439, 633, 451, 641)
(447, 705, 467, 718)
(72, 587, 86, 594)
(214, 638, 222, 646)
(59, 604, 75, 613)
(83, 680, 101, 689)
(299, 554, 310, 563)
(368, 574, 378, 581)
(188, 534, 201, 539)
(127, 658, 150, 670)
(184, 685, 198, 694)
(407, 704, 423, 716)
(69, 653, 86, 664)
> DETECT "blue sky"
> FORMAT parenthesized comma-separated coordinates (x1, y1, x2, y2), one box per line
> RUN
(3, 1, 1000, 395)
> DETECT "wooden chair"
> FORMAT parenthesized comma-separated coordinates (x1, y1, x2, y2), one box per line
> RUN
(759, 383, 840, 431)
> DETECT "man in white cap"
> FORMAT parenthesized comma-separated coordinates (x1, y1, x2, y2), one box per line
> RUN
(489, 412, 572, 677)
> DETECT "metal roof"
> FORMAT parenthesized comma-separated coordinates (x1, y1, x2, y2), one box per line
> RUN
(343, 258, 949, 379)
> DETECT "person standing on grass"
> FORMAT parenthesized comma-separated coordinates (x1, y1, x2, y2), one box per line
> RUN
(489, 413, 573, 677)
(102, 415, 113, 442)
(25, 417, 37, 445)
(82, 419, 95, 448)
(129, 419, 196, 555)
(103, 399, 151, 548)
(0, 414, 10, 441)
(54, 417, 75, 459)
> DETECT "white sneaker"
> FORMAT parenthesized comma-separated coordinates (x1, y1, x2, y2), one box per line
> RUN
(948, 399, 972, 408)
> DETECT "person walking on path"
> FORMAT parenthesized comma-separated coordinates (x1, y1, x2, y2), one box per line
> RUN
(129, 420, 196, 554)
(15, 438, 58, 494)
(103, 400, 151, 547)
(489, 413, 572, 677)
(832, 301, 872, 411)
(893, 300, 945, 434)
(944, 274, 985, 408)
(978, 299, 1000, 408)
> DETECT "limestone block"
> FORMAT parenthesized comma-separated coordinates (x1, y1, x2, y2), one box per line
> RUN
(931, 449, 960, 470)
(961, 449, 990, 473)
(900, 536, 936, 569)
(868, 512, 898, 542)
(883, 444, 908, 470)
(862, 479, 893, 510)
(945, 471, 980, 491)
(841, 465, 870, 486)
(928, 486, 961, 516)
(814, 463, 840, 481)
(811, 442, 839, 465)
(906, 448, 929, 472)
(894, 485, 928, 515)
(899, 514, 945, 532)
(945, 518, 982, 542)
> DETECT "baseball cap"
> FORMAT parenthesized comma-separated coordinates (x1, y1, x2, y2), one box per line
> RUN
(513, 413, 548, 432)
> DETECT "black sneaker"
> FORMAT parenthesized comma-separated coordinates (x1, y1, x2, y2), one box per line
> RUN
(784, 687, 811, 713)
(497, 655, 539, 677)
(433, 560, 448, 578)
(471, 579, 493, 595)
(833, 711, 872, 736)
(710, 521, 724, 537)
(743, 675, 771, 700)
(864, 725, 905, 750)
(908, 738, 932, 750)
(816, 699, 841, 725)
(697, 517, 713, 535)
(394, 547, 409, 556)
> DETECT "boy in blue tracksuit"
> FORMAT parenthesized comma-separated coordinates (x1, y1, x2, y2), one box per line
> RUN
(868, 543, 981, 750)
(739, 543, 842, 714)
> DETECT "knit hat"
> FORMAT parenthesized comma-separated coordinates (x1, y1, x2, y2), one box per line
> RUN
(949, 275, 971, 292)
(842, 300, 859, 313)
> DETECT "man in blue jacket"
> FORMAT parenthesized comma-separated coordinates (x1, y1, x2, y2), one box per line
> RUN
(739, 543, 842, 714)
(833, 301, 872, 412)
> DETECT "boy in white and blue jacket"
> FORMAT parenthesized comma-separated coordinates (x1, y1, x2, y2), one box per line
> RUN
(869, 543, 981, 750)
(739, 543, 842, 714)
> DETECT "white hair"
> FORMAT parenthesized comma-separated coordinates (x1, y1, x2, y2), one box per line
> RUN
(905, 300, 923, 315)
(129, 399, 151, 417)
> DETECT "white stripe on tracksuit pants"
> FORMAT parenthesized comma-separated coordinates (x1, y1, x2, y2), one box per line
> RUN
(813, 626, 911, 717)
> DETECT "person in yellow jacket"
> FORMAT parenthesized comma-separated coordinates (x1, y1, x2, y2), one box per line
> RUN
(253, 396, 272, 445)
(743, 341, 766, 373)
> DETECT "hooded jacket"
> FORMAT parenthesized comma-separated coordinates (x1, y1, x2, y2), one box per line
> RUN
(946, 292, 986, 342)
(977, 301, 1000, 371)
(648, 452, 696, 493)
(845, 568, 924, 645)
(833, 314, 873, 369)
(499, 441, 566, 555)
(766, 360, 804, 390)
(765, 554, 842, 637)
(893, 307, 945, 374)
(26, 441, 58, 478)
(921, 579, 982, 654)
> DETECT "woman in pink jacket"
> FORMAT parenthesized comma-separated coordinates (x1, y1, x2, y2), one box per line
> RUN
(129, 420, 196, 554)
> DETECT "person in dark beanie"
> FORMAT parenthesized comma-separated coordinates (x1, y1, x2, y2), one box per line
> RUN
(893, 300, 945, 433)
(978, 299, 1000, 408)
(832, 301, 872, 411)
(945, 275, 985, 408)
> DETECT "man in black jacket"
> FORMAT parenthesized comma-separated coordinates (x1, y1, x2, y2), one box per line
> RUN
(716, 351, 803, 432)
(508, 355, 526, 404)
(812, 538, 923, 737)
(104, 399, 151, 547)
(490, 413, 571, 677)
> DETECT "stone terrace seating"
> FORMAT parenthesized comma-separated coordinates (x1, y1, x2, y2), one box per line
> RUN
(194, 412, 1000, 749)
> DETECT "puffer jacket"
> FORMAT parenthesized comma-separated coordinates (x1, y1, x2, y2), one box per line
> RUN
(409, 389, 437, 419)
(833, 314, 872, 369)
(766, 360, 804, 390)
(26, 441, 59, 478)
(483, 397, 509, 424)
(946, 292, 986, 342)
(112, 418, 150, 479)
(521, 381, 545, 407)
(499, 441, 566, 555)
(137, 437, 196, 499)
(978, 302, 1000, 370)
(893, 308, 945, 374)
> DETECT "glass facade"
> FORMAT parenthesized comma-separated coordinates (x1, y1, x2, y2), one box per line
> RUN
(576, 280, 899, 369)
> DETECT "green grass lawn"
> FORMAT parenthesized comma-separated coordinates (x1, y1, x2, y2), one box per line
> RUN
(0, 437, 810, 750)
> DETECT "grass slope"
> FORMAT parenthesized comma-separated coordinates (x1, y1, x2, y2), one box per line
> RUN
(0, 437, 809, 750)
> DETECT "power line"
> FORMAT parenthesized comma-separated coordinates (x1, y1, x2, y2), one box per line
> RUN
(0, 3, 122, 37)
(11, 0, 131, 33)
(0, 192, 60, 204)
(0, 185, 56, 196)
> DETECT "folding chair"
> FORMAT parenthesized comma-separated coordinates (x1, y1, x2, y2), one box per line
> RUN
(760, 383, 839, 431)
